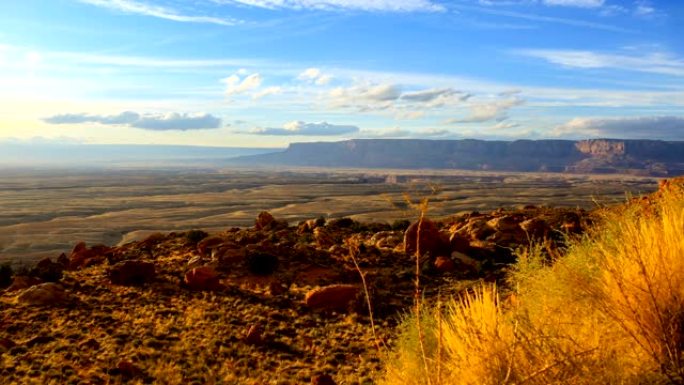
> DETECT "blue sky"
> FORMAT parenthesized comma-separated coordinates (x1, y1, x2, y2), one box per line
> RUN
(0, 0, 682, 147)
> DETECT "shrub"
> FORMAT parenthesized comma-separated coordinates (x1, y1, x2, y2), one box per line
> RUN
(379, 185, 684, 384)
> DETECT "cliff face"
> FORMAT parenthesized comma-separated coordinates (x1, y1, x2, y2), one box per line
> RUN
(233, 139, 684, 176)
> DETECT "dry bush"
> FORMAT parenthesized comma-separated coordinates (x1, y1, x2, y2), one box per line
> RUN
(380, 185, 684, 384)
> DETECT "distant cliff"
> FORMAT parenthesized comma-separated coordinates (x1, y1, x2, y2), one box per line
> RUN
(232, 139, 684, 176)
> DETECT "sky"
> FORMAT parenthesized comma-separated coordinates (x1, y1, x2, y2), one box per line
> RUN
(0, 0, 682, 148)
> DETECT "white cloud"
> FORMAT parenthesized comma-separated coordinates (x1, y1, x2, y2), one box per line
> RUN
(79, 0, 238, 25)
(297, 67, 332, 85)
(518, 49, 684, 77)
(223, 73, 263, 96)
(215, 0, 445, 12)
(492, 121, 520, 129)
(448, 97, 525, 123)
(250, 120, 359, 136)
(554, 116, 684, 140)
(542, 0, 604, 8)
(43, 111, 222, 130)
(253, 86, 283, 99)
(329, 83, 402, 110)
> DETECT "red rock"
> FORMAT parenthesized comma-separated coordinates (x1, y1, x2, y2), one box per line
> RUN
(255, 211, 276, 230)
(184, 266, 221, 291)
(433, 256, 456, 273)
(117, 360, 141, 378)
(403, 218, 449, 257)
(7, 275, 42, 292)
(312, 374, 337, 385)
(17, 283, 69, 306)
(244, 324, 263, 345)
(71, 241, 87, 255)
(197, 236, 225, 258)
(305, 284, 359, 311)
(108, 260, 156, 286)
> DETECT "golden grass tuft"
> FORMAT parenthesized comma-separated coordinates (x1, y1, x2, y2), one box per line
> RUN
(380, 184, 684, 384)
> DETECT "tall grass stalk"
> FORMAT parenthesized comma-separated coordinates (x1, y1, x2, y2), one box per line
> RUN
(380, 183, 684, 385)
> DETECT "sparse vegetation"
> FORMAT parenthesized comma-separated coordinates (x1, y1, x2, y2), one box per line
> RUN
(379, 180, 684, 384)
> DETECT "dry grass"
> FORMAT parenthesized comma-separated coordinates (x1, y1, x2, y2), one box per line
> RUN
(380, 184, 684, 384)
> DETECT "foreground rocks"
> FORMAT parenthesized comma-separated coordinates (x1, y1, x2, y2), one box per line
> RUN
(0, 204, 600, 384)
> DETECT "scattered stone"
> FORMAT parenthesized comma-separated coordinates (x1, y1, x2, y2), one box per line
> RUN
(197, 236, 225, 258)
(108, 260, 156, 286)
(30, 257, 64, 282)
(184, 266, 221, 291)
(7, 276, 42, 292)
(186, 255, 204, 269)
(305, 284, 359, 312)
(255, 211, 276, 230)
(69, 243, 110, 270)
(311, 374, 337, 385)
(433, 256, 456, 273)
(403, 218, 449, 258)
(244, 324, 263, 345)
(56, 252, 69, 266)
(17, 283, 69, 306)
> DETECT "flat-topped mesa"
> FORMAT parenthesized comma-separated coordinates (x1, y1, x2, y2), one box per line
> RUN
(575, 139, 626, 157)
(233, 139, 684, 175)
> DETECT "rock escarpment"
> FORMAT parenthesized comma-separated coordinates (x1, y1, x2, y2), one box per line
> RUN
(233, 139, 684, 176)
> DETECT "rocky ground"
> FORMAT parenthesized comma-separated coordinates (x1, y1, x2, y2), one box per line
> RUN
(0, 204, 594, 385)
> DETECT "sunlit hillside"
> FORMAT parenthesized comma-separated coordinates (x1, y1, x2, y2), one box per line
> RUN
(381, 178, 684, 385)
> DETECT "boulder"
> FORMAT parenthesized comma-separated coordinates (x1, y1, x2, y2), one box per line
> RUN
(7, 275, 42, 292)
(108, 260, 156, 286)
(184, 266, 222, 291)
(17, 283, 69, 306)
(403, 218, 449, 258)
(30, 257, 64, 282)
(197, 236, 226, 258)
(255, 211, 276, 230)
(305, 284, 359, 311)
(69, 243, 109, 270)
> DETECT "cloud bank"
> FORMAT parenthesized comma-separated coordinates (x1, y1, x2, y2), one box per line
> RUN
(250, 121, 359, 136)
(44, 111, 222, 130)
(555, 116, 684, 140)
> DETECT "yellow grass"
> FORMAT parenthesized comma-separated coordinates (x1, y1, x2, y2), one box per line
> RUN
(380, 184, 684, 384)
